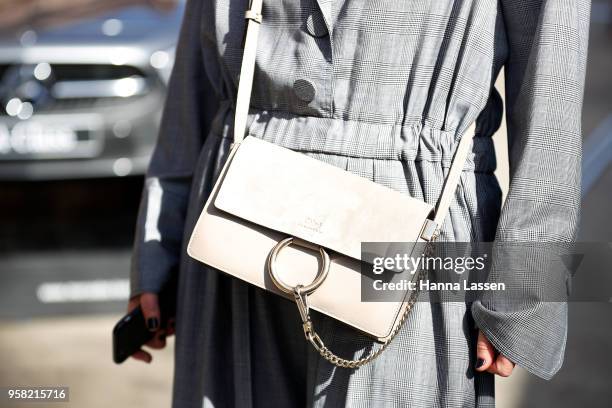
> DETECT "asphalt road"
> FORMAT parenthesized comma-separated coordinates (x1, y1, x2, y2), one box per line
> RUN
(0, 177, 141, 320)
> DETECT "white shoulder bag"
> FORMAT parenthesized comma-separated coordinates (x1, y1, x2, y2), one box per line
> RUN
(187, 0, 477, 368)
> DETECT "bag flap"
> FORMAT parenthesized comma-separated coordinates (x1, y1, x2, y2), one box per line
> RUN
(214, 137, 434, 261)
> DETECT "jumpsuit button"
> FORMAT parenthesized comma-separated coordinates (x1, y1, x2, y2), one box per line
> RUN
(293, 79, 316, 103)
(305, 12, 328, 37)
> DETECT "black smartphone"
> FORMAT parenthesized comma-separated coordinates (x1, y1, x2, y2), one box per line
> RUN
(112, 278, 177, 364)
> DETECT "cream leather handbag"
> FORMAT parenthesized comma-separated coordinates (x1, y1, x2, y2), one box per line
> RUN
(187, 0, 476, 368)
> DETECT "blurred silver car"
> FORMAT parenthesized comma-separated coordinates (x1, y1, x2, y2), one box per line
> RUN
(0, 0, 184, 179)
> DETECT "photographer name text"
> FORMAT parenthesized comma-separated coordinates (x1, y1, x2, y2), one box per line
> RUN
(372, 279, 505, 292)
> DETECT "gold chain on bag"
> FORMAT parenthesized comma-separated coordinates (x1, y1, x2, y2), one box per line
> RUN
(287, 235, 438, 369)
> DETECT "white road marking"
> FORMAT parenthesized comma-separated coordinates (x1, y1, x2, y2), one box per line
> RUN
(36, 279, 129, 303)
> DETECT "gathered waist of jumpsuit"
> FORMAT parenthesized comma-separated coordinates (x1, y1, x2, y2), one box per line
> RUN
(210, 102, 497, 173)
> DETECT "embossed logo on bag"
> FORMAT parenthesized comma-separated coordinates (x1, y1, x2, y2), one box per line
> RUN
(297, 216, 323, 235)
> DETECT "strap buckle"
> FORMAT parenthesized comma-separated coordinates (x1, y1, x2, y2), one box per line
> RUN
(419, 219, 440, 241)
(245, 10, 263, 23)
(240, 8, 262, 48)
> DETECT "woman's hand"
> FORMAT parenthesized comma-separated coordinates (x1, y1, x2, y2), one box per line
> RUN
(475, 330, 515, 377)
(127, 292, 175, 363)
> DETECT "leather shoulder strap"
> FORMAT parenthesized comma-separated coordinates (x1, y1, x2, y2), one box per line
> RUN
(233, 0, 477, 236)
(234, 0, 263, 144)
(432, 123, 476, 228)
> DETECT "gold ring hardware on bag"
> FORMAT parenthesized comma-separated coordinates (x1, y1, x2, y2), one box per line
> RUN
(267, 237, 329, 338)
(267, 236, 330, 295)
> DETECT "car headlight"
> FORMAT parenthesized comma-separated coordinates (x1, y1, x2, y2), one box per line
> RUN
(149, 47, 176, 85)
